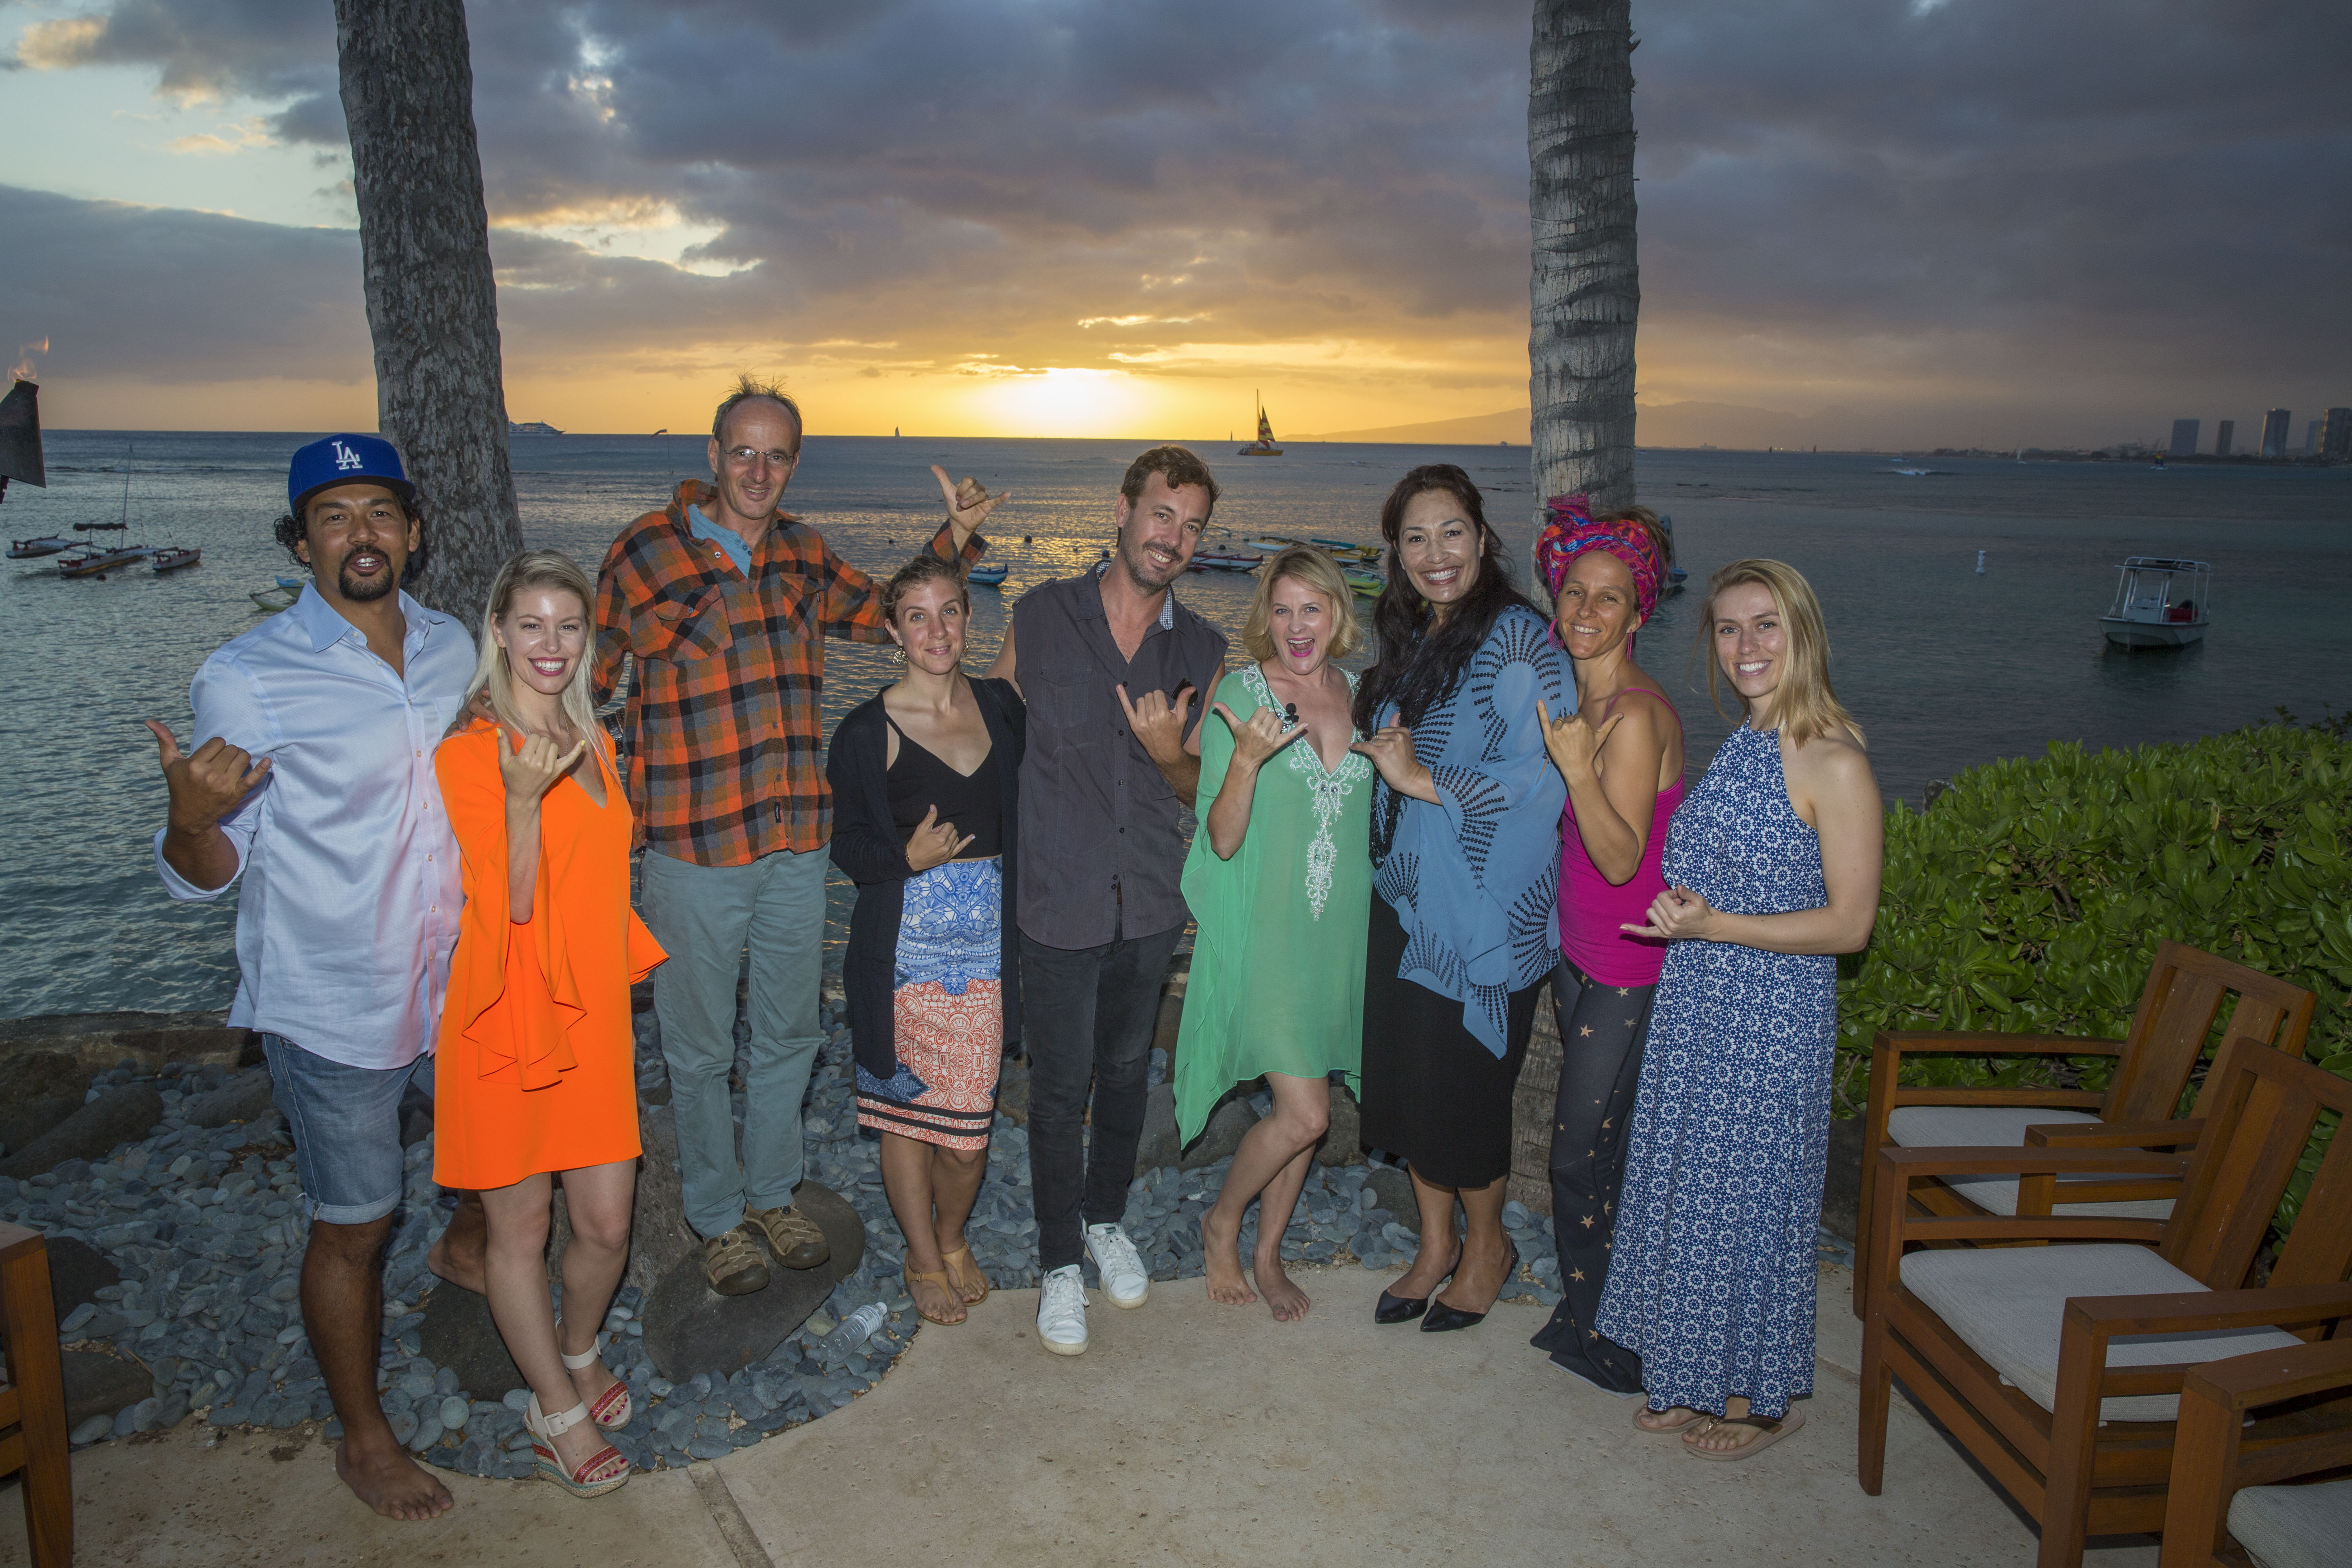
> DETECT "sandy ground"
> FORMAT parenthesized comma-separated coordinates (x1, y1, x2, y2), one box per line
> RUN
(0, 1263, 2160, 1568)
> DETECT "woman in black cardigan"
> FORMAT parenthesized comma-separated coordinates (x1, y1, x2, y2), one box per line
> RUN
(826, 554, 1024, 1326)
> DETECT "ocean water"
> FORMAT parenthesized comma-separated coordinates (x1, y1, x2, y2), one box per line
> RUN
(4, 431, 2345, 1019)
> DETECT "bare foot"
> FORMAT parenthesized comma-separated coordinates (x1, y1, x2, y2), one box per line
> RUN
(1636, 1405, 1704, 1434)
(335, 1437, 455, 1521)
(1201, 1209, 1257, 1306)
(908, 1272, 967, 1324)
(1390, 1234, 1462, 1302)
(938, 1242, 989, 1304)
(1254, 1255, 1311, 1321)
(425, 1194, 487, 1295)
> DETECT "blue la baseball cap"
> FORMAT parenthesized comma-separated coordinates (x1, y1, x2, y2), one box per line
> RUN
(287, 433, 416, 515)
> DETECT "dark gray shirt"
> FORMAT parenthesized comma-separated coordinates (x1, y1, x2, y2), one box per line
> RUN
(1013, 565, 1227, 948)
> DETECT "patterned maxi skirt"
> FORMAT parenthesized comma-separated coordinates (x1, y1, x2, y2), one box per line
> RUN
(854, 857, 1003, 1151)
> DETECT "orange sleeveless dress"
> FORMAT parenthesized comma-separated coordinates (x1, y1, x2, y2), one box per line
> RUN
(430, 719, 665, 1189)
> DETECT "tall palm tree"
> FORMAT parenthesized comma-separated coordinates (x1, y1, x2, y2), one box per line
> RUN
(336, 0, 522, 621)
(1528, 0, 1639, 515)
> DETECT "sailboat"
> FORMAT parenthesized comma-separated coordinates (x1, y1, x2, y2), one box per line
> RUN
(58, 445, 158, 578)
(1236, 393, 1283, 457)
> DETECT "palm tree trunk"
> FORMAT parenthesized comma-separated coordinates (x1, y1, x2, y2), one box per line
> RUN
(335, 0, 522, 623)
(1528, 0, 1639, 516)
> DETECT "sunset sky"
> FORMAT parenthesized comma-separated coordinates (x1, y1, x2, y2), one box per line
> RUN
(3, 0, 2345, 449)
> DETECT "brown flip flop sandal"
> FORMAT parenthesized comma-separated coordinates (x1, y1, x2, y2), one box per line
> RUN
(1682, 1404, 1805, 1461)
(904, 1263, 966, 1325)
(1633, 1405, 1711, 1435)
(940, 1245, 990, 1305)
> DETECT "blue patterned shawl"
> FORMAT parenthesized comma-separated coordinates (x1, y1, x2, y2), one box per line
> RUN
(1370, 603, 1572, 1056)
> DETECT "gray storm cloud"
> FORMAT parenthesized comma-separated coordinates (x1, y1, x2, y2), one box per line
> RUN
(5, 0, 2345, 444)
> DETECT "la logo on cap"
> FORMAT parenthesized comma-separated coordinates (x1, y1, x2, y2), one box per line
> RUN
(330, 439, 364, 472)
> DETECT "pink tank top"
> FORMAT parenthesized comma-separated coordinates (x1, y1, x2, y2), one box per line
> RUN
(1556, 694, 1684, 988)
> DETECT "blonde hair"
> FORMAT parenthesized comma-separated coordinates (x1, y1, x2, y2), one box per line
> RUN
(1697, 558, 1864, 747)
(464, 549, 607, 757)
(1241, 546, 1363, 664)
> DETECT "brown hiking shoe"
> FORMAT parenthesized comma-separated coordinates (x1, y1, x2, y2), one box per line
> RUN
(704, 1225, 770, 1296)
(745, 1203, 832, 1271)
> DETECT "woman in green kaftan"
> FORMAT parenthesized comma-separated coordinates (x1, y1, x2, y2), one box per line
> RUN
(1176, 547, 1372, 1321)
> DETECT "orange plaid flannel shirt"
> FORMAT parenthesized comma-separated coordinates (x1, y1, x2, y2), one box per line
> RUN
(592, 479, 982, 866)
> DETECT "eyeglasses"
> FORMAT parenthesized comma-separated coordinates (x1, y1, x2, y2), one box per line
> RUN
(722, 446, 801, 468)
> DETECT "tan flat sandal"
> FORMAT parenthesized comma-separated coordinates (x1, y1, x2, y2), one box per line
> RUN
(904, 1262, 966, 1325)
(940, 1245, 991, 1305)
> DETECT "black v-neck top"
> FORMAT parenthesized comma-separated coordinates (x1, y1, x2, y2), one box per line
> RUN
(885, 717, 1003, 858)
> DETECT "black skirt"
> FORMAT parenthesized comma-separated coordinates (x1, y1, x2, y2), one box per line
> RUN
(1358, 894, 1543, 1189)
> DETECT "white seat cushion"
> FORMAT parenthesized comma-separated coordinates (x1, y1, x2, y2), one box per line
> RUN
(1900, 1244, 2303, 1422)
(2230, 1477, 2352, 1568)
(1886, 1105, 2176, 1220)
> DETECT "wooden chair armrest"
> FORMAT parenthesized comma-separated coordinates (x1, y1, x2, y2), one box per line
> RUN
(1876, 1145, 2187, 1179)
(1872, 1031, 2127, 1057)
(2025, 1118, 2203, 1148)
(2184, 1338, 2352, 1413)
(2066, 1283, 2352, 1339)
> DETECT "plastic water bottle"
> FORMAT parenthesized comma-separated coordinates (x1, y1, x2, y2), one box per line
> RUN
(1976, 549, 1987, 574)
(816, 1303, 885, 1361)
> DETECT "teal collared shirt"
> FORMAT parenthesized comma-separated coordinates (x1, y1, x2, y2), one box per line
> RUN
(686, 504, 753, 576)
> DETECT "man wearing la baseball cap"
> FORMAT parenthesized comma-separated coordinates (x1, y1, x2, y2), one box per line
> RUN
(142, 434, 483, 1522)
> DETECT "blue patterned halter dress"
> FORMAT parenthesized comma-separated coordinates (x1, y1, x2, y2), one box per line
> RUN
(1593, 723, 1838, 1420)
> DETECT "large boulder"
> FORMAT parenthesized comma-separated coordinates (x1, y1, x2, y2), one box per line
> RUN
(45, 1236, 120, 1321)
(1363, 1161, 1417, 1235)
(0, 1085, 165, 1180)
(61, 1344, 150, 1430)
(639, 1182, 864, 1381)
(1133, 1082, 1180, 1175)
(0, 1051, 90, 1159)
(182, 1069, 279, 1129)
(1179, 1094, 1258, 1171)
(414, 1283, 520, 1400)
(1315, 1081, 1364, 1167)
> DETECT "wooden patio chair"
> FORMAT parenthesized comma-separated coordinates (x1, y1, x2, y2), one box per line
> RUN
(2160, 1338, 2352, 1567)
(0, 1222, 73, 1566)
(1857, 1036, 2352, 1568)
(1853, 940, 2315, 1316)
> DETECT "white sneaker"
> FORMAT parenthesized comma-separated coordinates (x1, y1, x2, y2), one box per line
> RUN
(1085, 1223, 1151, 1309)
(1036, 1264, 1089, 1355)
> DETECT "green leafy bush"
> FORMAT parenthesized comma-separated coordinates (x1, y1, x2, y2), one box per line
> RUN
(1837, 724, 2352, 1225)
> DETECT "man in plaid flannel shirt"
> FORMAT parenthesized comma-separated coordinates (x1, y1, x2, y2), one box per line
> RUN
(593, 377, 1002, 1295)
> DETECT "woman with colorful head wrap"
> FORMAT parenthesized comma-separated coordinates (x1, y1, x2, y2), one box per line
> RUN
(1524, 494, 1686, 1395)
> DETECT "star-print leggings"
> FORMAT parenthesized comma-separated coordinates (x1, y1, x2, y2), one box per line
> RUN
(1528, 960, 1657, 1394)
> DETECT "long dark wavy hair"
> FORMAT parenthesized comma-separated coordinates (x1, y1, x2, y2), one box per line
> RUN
(1350, 464, 1536, 736)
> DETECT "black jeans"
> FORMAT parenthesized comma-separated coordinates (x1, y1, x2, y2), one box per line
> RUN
(1529, 959, 1656, 1394)
(1020, 924, 1184, 1272)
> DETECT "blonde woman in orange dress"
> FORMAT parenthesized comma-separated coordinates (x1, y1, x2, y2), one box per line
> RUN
(433, 549, 665, 1498)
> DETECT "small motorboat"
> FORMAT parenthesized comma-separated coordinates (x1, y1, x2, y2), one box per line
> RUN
(1189, 547, 1265, 573)
(2100, 557, 2210, 648)
(276, 574, 304, 588)
(150, 546, 202, 573)
(965, 562, 1008, 586)
(1245, 535, 1305, 555)
(8, 536, 73, 559)
(1344, 566, 1385, 599)
(1310, 536, 1376, 557)
(251, 584, 298, 612)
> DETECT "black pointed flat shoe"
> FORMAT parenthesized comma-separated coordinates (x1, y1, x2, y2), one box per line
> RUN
(1421, 1242, 1519, 1333)
(1374, 1245, 1463, 1324)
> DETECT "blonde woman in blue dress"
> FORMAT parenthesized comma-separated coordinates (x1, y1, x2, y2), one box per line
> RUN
(1176, 547, 1371, 1321)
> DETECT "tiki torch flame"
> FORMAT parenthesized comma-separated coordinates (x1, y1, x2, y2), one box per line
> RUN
(9, 339, 46, 383)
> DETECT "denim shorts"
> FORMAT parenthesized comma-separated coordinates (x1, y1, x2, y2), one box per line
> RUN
(258, 1034, 434, 1225)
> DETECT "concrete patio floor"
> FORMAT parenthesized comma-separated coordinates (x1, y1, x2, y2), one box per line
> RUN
(0, 1262, 2161, 1568)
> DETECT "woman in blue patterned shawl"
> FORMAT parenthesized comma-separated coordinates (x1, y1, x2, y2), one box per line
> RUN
(1350, 464, 1570, 1333)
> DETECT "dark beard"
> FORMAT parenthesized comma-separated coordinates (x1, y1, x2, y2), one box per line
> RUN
(339, 562, 397, 602)
(1117, 535, 1181, 592)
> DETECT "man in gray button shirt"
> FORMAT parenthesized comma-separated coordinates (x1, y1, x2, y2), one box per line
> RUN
(986, 445, 1226, 1354)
